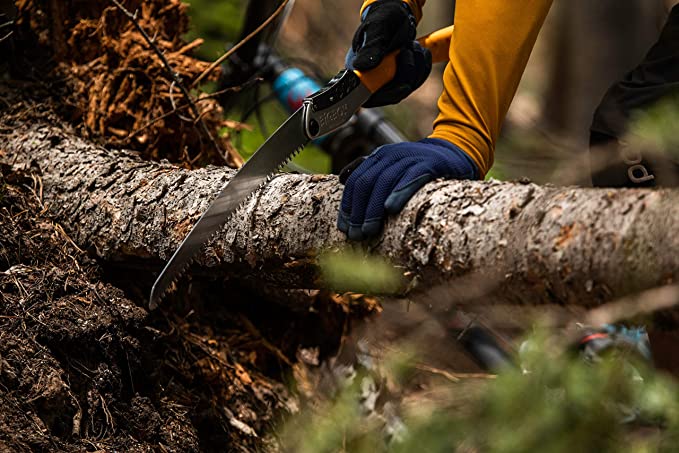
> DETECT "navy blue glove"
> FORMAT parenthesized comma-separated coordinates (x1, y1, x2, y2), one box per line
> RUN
(337, 138, 479, 241)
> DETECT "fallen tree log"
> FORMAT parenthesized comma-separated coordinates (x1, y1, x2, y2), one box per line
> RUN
(2, 123, 678, 308)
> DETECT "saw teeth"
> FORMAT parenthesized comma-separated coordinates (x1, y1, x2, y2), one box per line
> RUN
(149, 256, 194, 310)
(149, 145, 306, 311)
(270, 145, 305, 181)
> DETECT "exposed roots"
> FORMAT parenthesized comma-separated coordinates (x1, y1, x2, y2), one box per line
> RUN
(11, 0, 243, 168)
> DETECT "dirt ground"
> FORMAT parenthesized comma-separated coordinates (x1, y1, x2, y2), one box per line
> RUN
(0, 163, 311, 451)
(0, 154, 388, 451)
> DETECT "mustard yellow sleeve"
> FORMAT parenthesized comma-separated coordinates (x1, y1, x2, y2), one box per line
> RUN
(360, 0, 426, 23)
(429, 0, 553, 177)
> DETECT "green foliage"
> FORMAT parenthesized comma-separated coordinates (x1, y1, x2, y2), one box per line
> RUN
(281, 330, 679, 452)
(284, 382, 384, 453)
(319, 248, 403, 294)
(282, 350, 415, 453)
(183, 0, 245, 60)
(485, 163, 507, 181)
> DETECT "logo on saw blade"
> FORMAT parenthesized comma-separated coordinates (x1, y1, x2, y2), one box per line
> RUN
(317, 104, 349, 130)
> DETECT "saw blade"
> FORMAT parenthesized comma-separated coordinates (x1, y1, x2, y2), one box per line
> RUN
(149, 108, 309, 309)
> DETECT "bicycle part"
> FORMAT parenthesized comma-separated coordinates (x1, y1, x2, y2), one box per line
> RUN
(252, 43, 406, 172)
(219, 0, 296, 112)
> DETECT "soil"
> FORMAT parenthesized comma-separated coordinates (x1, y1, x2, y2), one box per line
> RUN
(0, 159, 390, 451)
(0, 164, 307, 451)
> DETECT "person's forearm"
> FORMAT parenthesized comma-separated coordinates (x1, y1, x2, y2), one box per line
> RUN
(430, 0, 553, 177)
(360, 0, 426, 22)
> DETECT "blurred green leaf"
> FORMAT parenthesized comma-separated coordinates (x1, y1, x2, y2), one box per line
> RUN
(319, 249, 403, 294)
(183, 0, 245, 60)
(628, 95, 679, 160)
(280, 328, 679, 452)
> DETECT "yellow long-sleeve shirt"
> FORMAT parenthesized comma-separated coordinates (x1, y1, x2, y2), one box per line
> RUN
(360, 0, 553, 177)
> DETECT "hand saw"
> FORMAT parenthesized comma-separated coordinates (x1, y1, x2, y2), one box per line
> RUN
(149, 26, 454, 309)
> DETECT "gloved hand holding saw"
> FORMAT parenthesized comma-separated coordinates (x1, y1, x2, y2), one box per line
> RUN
(338, 0, 554, 241)
(345, 0, 431, 108)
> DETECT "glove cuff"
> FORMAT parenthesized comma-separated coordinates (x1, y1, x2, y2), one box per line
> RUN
(423, 138, 481, 180)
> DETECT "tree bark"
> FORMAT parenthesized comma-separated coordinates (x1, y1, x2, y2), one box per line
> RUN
(2, 123, 678, 308)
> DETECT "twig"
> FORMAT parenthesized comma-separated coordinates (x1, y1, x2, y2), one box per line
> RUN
(202, 78, 263, 100)
(53, 222, 85, 254)
(185, 331, 234, 369)
(0, 30, 12, 45)
(191, 0, 291, 88)
(69, 390, 83, 437)
(585, 284, 679, 326)
(168, 81, 192, 122)
(414, 364, 497, 382)
(109, 0, 228, 164)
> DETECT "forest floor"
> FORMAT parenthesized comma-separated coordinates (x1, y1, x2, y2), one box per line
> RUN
(0, 161, 311, 451)
(0, 159, 494, 451)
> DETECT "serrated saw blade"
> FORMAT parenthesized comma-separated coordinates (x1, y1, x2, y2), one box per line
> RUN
(149, 108, 309, 309)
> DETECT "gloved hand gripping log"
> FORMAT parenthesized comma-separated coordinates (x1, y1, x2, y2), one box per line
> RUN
(337, 0, 553, 241)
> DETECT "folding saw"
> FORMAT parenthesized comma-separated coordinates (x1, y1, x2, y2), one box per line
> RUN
(149, 26, 454, 309)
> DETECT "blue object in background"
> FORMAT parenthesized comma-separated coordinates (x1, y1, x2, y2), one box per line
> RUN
(272, 67, 327, 145)
(272, 68, 322, 112)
